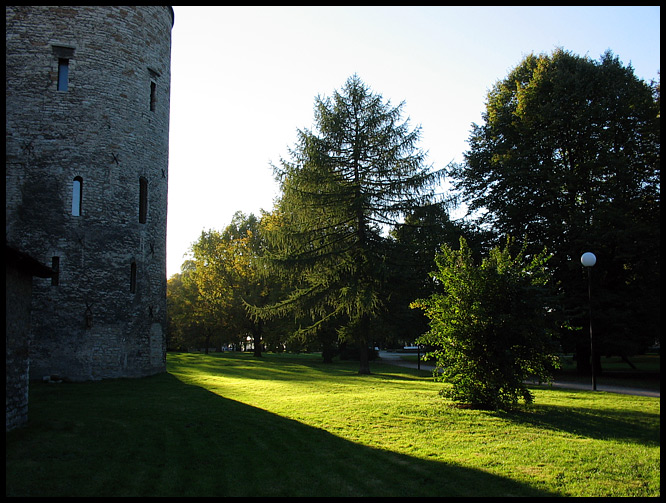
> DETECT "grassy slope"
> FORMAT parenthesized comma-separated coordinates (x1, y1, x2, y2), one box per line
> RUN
(5, 352, 660, 497)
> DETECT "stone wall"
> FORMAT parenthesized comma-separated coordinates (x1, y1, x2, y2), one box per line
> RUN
(5, 6, 174, 381)
(6, 246, 54, 431)
(6, 262, 33, 431)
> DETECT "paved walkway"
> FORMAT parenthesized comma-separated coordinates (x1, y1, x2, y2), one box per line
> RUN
(377, 351, 660, 398)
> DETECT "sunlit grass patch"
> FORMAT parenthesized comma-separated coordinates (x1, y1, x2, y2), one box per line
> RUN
(167, 352, 660, 497)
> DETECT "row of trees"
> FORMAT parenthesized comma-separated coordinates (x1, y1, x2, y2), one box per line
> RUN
(167, 213, 277, 356)
(168, 49, 659, 408)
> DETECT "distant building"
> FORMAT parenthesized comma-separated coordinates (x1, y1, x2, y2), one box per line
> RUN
(5, 6, 174, 391)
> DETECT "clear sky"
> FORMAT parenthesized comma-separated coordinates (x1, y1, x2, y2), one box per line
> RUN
(166, 5, 660, 278)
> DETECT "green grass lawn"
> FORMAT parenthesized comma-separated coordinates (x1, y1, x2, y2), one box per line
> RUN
(6, 352, 660, 497)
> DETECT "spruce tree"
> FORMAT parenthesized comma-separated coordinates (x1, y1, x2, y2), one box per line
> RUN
(256, 75, 442, 374)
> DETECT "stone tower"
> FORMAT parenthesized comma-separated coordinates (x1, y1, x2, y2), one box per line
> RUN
(5, 6, 174, 381)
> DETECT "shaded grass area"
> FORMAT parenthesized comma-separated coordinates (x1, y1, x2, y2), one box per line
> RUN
(553, 354, 660, 391)
(6, 352, 660, 497)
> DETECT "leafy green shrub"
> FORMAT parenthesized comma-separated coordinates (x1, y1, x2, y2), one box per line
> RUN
(412, 236, 560, 409)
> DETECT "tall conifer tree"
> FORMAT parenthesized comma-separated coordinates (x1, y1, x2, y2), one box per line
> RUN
(256, 75, 442, 373)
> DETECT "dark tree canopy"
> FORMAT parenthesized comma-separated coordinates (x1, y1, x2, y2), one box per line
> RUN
(447, 49, 660, 369)
(386, 203, 492, 346)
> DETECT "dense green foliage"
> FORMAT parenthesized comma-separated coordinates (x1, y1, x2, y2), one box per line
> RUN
(447, 49, 660, 369)
(388, 204, 493, 345)
(166, 260, 201, 350)
(167, 212, 283, 354)
(253, 75, 443, 373)
(413, 237, 560, 409)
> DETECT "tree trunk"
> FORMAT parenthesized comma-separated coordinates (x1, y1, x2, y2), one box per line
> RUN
(575, 342, 602, 376)
(322, 339, 335, 363)
(575, 342, 590, 375)
(204, 330, 211, 355)
(358, 343, 371, 374)
(357, 319, 371, 374)
(620, 354, 637, 369)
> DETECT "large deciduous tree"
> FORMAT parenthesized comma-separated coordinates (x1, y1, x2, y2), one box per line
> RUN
(191, 212, 272, 356)
(256, 75, 442, 374)
(166, 261, 202, 351)
(447, 49, 660, 372)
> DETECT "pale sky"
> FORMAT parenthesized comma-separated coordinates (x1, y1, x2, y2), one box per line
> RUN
(166, 5, 660, 278)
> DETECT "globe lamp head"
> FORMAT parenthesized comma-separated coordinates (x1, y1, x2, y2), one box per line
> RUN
(581, 252, 596, 267)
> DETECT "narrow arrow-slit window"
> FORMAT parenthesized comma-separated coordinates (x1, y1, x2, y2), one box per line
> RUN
(139, 177, 148, 223)
(130, 260, 137, 293)
(72, 177, 82, 216)
(57, 58, 69, 91)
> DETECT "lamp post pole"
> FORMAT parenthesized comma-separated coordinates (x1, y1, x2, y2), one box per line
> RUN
(581, 252, 597, 391)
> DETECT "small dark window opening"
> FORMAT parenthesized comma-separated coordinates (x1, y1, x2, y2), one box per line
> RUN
(58, 58, 69, 91)
(139, 177, 148, 223)
(51, 256, 60, 286)
(150, 81, 156, 111)
(72, 176, 83, 216)
(130, 261, 137, 293)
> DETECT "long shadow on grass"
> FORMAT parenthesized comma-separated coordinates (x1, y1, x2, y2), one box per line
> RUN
(6, 373, 558, 497)
(141, 374, 558, 497)
(497, 391, 660, 446)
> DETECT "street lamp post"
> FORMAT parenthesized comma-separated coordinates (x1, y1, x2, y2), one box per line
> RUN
(581, 252, 597, 391)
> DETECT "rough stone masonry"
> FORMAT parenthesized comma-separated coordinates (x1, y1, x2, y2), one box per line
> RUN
(6, 6, 174, 382)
